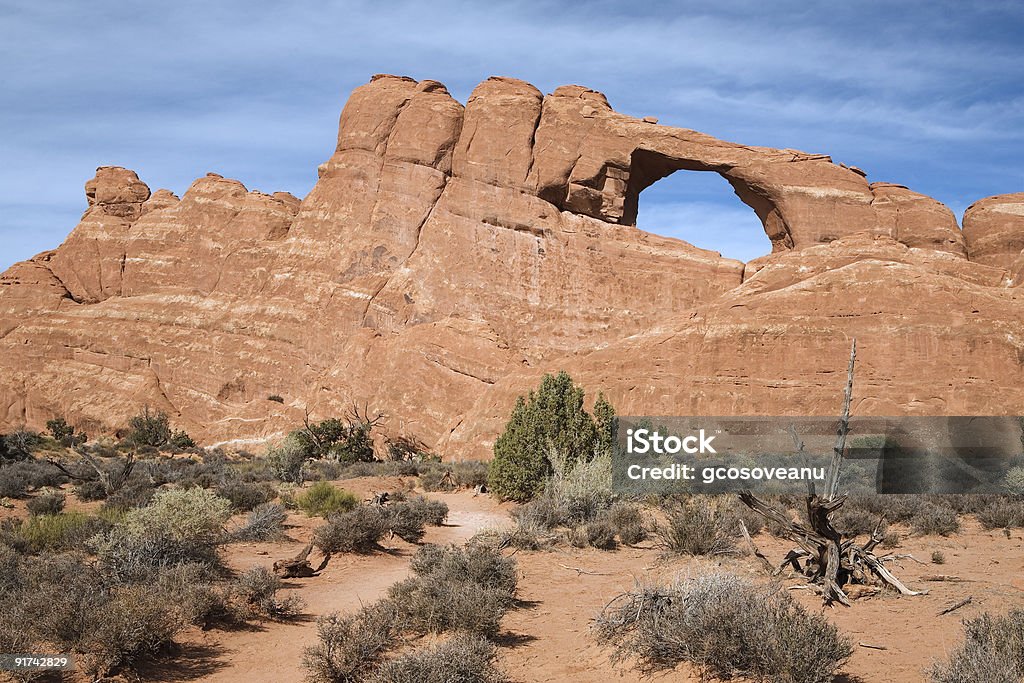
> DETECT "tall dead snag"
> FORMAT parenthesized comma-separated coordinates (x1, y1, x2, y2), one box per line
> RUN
(825, 337, 856, 501)
(739, 339, 925, 605)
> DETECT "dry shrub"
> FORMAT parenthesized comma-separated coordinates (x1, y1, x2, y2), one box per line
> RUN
(617, 521, 647, 546)
(12, 512, 110, 553)
(501, 452, 615, 551)
(101, 483, 156, 512)
(389, 577, 509, 637)
(0, 459, 68, 498)
(586, 520, 618, 549)
(658, 496, 740, 555)
(304, 543, 518, 682)
(0, 552, 184, 679)
(511, 492, 568, 530)
(411, 542, 518, 597)
(217, 480, 277, 511)
(385, 501, 428, 544)
(846, 494, 925, 524)
(370, 633, 505, 683)
(569, 520, 617, 550)
(314, 505, 389, 555)
(595, 571, 851, 683)
(481, 520, 557, 551)
(977, 498, 1024, 530)
(231, 566, 304, 620)
(880, 529, 903, 548)
(313, 498, 444, 552)
(0, 486, 299, 679)
(419, 461, 488, 492)
(547, 450, 613, 523)
(304, 601, 401, 683)
(75, 478, 109, 501)
(929, 608, 1024, 682)
(726, 497, 766, 536)
(92, 487, 232, 581)
(26, 491, 66, 516)
(943, 494, 1003, 515)
(404, 495, 449, 526)
(77, 583, 182, 677)
(0, 466, 30, 498)
(832, 505, 886, 537)
(910, 503, 961, 536)
(390, 544, 517, 638)
(416, 465, 449, 492)
(151, 563, 232, 628)
(566, 525, 588, 548)
(450, 461, 489, 488)
(233, 502, 288, 541)
(606, 502, 647, 545)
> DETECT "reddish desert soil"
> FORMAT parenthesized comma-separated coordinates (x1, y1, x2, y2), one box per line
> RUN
(495, 520, 1024, 683)
(185, 485, 1024, 683)
(163, 480, 516, 683)
(8, 480, 1024, 682)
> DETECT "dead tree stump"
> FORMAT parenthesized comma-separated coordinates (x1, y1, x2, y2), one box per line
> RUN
(273, 542, 318, 578)
(739, 340, 925, 605)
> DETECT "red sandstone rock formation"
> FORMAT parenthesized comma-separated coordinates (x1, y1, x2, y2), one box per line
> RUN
(963, 193, 1024, 279)
(1, 74, 1022, 458)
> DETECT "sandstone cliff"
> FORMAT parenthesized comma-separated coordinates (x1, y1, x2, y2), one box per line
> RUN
(2, 74, 1022, 457)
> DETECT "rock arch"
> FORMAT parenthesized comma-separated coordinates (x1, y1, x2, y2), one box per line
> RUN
(526, 82, 963, 256)
(620, 147, 789, 253)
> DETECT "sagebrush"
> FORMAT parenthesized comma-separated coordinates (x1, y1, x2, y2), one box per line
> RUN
(595, 571, 851, 683)
(929, 608, 1024, 682)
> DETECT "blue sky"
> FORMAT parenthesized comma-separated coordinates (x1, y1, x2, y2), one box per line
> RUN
(1, 1, 1022, 269)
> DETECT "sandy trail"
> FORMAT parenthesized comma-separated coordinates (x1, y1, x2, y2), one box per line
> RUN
(174, 485, 511, 683)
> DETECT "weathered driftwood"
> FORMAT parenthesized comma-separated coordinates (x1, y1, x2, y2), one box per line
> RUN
(739, 340, 924, 605)
(938, 596, 973, 616)
(921, 574, 968, 583)
(273, 542, 323, 578)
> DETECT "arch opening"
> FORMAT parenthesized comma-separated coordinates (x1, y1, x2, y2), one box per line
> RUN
(622, 149, 778, 262)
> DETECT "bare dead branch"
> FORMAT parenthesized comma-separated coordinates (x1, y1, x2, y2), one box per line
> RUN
(558, 564, 612, 576)
(938, 596, 973, 616)
(921, 574, 968, 583)
(347, 401, 385, 428)
(739, 520, 775, 575)
(46, 446, 135, 494)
